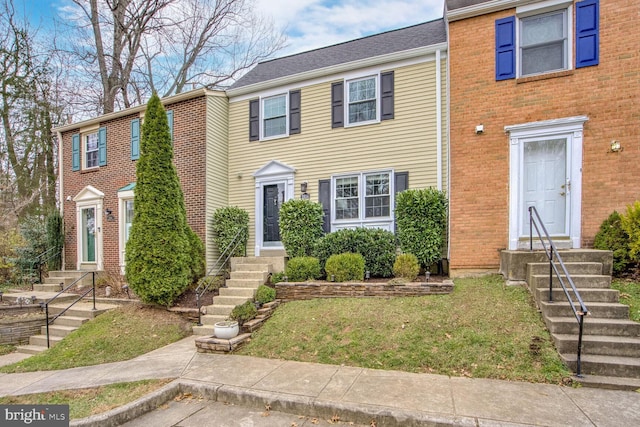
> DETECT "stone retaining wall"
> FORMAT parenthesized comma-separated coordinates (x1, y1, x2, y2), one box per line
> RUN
(0, 314, 46, 345)
(275, 281, 454, 301)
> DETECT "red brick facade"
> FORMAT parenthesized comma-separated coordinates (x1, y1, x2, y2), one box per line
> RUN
(60, 95, 208, 271)
(448, 1, 639, 274)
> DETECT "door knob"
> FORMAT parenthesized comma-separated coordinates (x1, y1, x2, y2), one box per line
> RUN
(560, 192, 566, 196)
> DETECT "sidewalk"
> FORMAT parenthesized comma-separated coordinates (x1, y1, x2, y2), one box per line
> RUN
(0, 337, 638, 426)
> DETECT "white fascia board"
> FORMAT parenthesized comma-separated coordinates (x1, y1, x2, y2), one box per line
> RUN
(446, 0, 541, 22)
(54, 88, 224, 133)
(227, 43, 448, 99)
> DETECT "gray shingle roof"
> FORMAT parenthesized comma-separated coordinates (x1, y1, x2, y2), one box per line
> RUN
(446, 0, 494, 11)
(229, 18, 446, 90)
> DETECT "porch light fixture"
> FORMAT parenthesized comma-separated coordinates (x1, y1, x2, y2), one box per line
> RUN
(300, 181, 308, 193)
(66, 195, 72, 201)
(105, 208, 112, 215)
(609, 140, 622, 153)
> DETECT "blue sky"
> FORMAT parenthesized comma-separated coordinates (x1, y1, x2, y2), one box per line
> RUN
(14, 0, 445, 56)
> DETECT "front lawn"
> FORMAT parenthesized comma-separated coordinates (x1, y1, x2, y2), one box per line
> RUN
(238, 275, 571, 384)
(612, 279, 640, 322)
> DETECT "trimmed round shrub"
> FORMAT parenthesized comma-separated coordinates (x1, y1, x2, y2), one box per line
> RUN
(313, 228, 396, 277)
(325, 252, 365, 282)
(212, 206, 249, 257)
(594, 211, 631, 275)
(285, 256, 321, 281)
(396, 188, 447, 269)
(393, 253, 420, 281)
(279, 199, 324, 257)
(230, 300, 257, 325)
(255, 284, 276, 304)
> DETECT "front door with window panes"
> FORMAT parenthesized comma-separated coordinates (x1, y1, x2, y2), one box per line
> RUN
(81, 207, 97, 263)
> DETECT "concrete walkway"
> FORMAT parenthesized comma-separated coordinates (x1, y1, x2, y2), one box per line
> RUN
(0, 337, 638, 426)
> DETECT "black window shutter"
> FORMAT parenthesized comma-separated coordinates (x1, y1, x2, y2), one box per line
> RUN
(331, 82, 344, 128)
(289, 90, 301, 134)
(381, 71, 394, 120)
(394, 172, 409, 233)
(394, 171, 409, 194)
(318, 179, 331, 233)
(249, 99, 260, 141)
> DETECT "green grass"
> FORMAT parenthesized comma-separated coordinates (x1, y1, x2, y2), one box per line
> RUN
(0, 344, 16, 356)
(238, 275, 571, 384)
(0, 304, 191, 373)
(612, 279, 640, 322)
(0, 379, 171, 419)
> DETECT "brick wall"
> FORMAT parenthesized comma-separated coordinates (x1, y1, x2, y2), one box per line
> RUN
(448, 1, 639, 273)
(61, 95, 208, 271)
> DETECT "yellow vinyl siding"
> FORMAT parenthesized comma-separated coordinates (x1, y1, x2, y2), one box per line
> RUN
(228, 59, 447, 254)
(205, 94, 229, 268)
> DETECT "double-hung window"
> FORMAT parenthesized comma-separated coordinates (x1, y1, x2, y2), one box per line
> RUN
(520, 9, 568, 76)
(85, 132, 99, 169)
(333, 171, 392, 226)
(496, 0, 599, 81)
(263, 94, 287, 138)
(347, 76, 377, 125)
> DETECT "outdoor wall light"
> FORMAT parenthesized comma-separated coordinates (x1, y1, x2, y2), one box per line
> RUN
(66, 195, 72, 201)
(475, 124, 484, 134)
(609, 140, 622, 153)
(105, 209, 112, 215)
(300, 181, 308, 193)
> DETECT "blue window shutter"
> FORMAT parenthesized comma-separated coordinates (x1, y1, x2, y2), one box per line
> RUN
(495, 16, 516, 80)
(71, 133, 80, 171)
(131, 118, 140, 160)
(98, 127, 107, 166)
(576, 0, 599, 68)
(166, 110, 174, 143)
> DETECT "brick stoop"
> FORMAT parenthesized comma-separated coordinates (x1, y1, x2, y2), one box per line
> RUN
(192, 257, 280, 336)
(523, 253, 640, 391)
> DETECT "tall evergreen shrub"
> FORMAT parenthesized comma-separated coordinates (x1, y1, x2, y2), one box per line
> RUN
(212, 206, 249, 257)
(125, 93, 193, 306)
(46, 210, 64, 271)
(279, 199, 324, 257)
(621, 201, 640, 264)
(396, 188, 447, 269)
(594, 211, 631, 275)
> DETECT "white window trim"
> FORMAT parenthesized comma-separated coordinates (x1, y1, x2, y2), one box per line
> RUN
(83, 131, 99, 170)
(118, 189, 134, 274)
(506, 116, 587, 250)
(261, 93, 289, 141)
(331, 169, 394, 230)
(345, 74, 380, 127)
(515, 2, 573, 78)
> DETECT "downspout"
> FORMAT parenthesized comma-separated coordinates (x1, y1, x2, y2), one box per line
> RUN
(436, 49, 443, 191)
(56, 129, 65, 270)
(444, 19, 452, 265)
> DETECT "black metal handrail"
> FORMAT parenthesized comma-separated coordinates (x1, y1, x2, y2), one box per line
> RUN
(40, 271, 96, 348)
(195, 228, 245, 326)
(529, 206, 588, 376)
(32, 247, 62, 285)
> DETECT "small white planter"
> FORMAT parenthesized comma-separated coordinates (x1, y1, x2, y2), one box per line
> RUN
(214, 320, 239, 339)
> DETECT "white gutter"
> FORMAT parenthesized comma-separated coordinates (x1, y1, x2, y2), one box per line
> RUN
(227, 43, 449, 98)
(436, 49, 443, 192)
(446, 0, 536, 22)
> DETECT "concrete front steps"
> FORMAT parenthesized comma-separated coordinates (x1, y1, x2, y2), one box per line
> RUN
(16, 300, 118, 355)
(193, 257, 283, 336)
(521, 252, 640, 390)
(32, 270, 101, 293)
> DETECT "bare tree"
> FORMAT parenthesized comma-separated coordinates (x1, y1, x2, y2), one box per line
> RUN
(65, 0, 286, 115)
(0, 0, 60, 226)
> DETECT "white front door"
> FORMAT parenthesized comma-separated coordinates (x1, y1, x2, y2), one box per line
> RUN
(522, 138, 568, 236)
(73, 185, 105, 270)
(506, 116, 587, 250)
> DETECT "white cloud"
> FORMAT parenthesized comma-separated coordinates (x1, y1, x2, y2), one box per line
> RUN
(255, 0, 445, 55)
